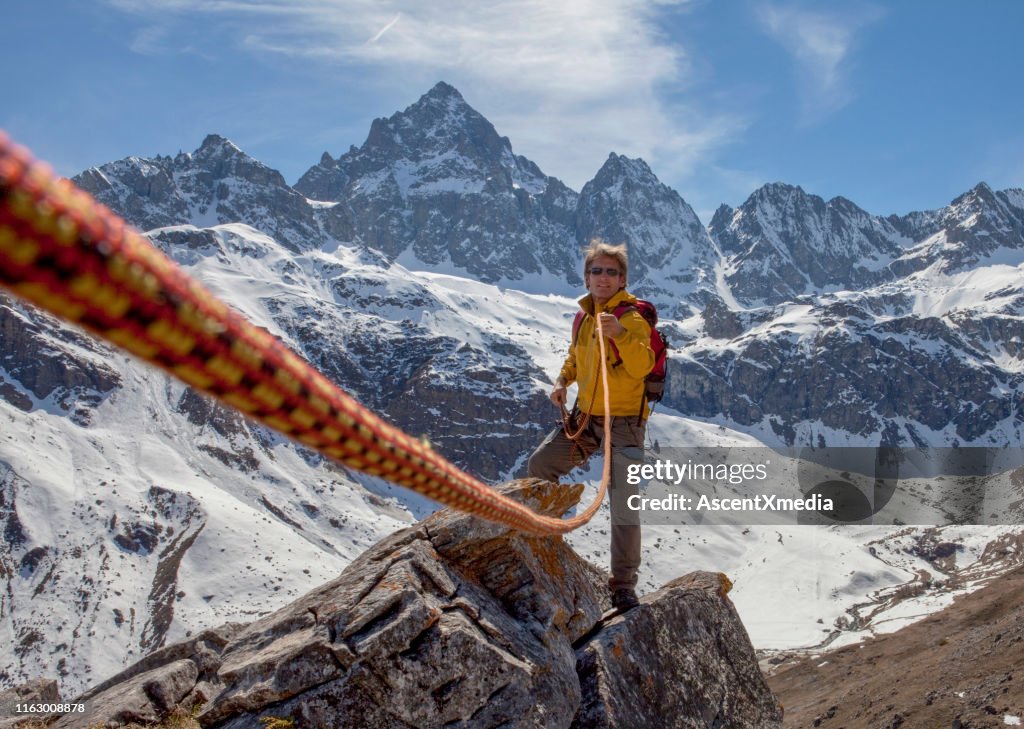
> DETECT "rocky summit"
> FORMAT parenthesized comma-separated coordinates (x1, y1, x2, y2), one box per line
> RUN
(2, 481, 781, 729)
(295, 81, 583, 289)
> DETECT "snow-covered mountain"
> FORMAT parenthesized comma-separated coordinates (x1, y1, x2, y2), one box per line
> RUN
(2, 81, 1023, 698)
(576, 153, 718, 318)
(75, 135, 321, 254)
(892, 182, 1024, 275)
(295, 81, 582, 292)
(686, 181, 1024, 446)
(709, 183, 907, 306)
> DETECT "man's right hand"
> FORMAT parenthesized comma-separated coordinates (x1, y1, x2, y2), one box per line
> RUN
(550, 385, 567, 408)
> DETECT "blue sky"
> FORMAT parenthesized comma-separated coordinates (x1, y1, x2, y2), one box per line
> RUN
(3, 0, 1022, 224)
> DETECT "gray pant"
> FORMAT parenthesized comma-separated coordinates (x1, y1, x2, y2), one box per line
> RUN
(527, 416, 644, 591)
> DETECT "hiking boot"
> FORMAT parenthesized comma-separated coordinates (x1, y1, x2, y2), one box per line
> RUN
(611, 587, 639, 612)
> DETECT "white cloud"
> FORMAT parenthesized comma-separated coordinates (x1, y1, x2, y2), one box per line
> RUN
(756, 2, 883, 125)
(102, 0, 741, 191)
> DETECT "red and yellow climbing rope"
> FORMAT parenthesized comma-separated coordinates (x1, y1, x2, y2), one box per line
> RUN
(0, 131, 613, 535)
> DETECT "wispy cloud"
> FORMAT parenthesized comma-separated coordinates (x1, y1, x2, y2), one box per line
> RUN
(128, 24, 169, 54)
(756, 2, 883, 125)
(102, 0, 741, 190)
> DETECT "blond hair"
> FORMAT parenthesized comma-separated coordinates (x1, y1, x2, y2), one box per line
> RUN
(583, 238, 628, 281)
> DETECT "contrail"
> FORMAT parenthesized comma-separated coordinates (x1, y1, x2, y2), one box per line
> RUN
(368, 13, 401, 44)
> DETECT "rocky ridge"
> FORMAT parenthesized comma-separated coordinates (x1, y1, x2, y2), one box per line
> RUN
(1, 480, 782, 729)
(576, 153, 719, 317)
(75, 135, 320, 254)
(709, 183, 907, 306)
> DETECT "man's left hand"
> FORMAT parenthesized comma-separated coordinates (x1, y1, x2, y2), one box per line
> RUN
(597, 312, 625, 339)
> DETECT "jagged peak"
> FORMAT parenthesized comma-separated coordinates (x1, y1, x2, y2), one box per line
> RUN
(422, 80, 465, 105)
(742, 182, 861, 223)
(187, 134, 290, 189)
(588, 153, 662, 192)
(607, 152, 654, 175)
(948, 181, 1000, 216)
(294, 83, 553, 201)
(197, 133, 243, 157)
(181, 134, 266, 171)
(951, 181, 995, 205)
(398, 81, 483, 128)
(826, 194, 871, 218)
(353, 81, 501, 163)
(750, 181, 808, 203)
(709, 203, 736, 231)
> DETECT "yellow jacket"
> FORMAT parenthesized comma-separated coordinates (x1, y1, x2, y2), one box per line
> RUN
(559, 290, 655, 418)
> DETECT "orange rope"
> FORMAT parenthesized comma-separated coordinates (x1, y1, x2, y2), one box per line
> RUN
(0, 130, 614, 536)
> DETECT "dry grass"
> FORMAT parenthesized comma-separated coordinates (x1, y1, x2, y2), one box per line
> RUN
(8, 706, 200, 729)
(9, 708, 296, 729)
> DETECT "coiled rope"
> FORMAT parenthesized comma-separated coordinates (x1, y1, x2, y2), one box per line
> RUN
(0, 131, 614, 536)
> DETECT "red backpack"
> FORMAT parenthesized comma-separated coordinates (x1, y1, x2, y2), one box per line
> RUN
(571, 299, 669, 409)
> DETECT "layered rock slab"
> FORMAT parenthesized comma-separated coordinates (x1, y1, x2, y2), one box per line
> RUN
(46, 479, 605, 728)
(204, 479, 605, 729)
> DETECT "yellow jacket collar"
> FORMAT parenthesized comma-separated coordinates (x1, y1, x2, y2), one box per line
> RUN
(578, 289, 637, 315)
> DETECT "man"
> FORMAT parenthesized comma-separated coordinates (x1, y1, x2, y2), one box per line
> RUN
(528, 239, 654, 611)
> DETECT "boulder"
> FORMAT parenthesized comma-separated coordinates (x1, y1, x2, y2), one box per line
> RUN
(202, 478, 606, 729)
(573, 572, 784, 728)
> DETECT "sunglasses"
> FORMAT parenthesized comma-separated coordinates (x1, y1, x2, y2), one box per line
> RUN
(588, 267, 621, 277)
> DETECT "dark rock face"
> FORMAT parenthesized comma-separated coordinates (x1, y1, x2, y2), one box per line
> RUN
(701, 296, 745, 340)
(0, 294, 122, 420)
(668, 294, 1024, 446)
(574, 572, 783, 729)
(266, 292, 550, 481)
(1, 463, 32, 552)
(38, 481, 779, 729)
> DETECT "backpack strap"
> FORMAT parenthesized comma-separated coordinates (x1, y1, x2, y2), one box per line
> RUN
(612, 303, 637, 319)
(571, 310, 586, 347)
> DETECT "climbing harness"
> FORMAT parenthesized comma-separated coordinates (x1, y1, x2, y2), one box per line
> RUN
(0, 131, 614, 536)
